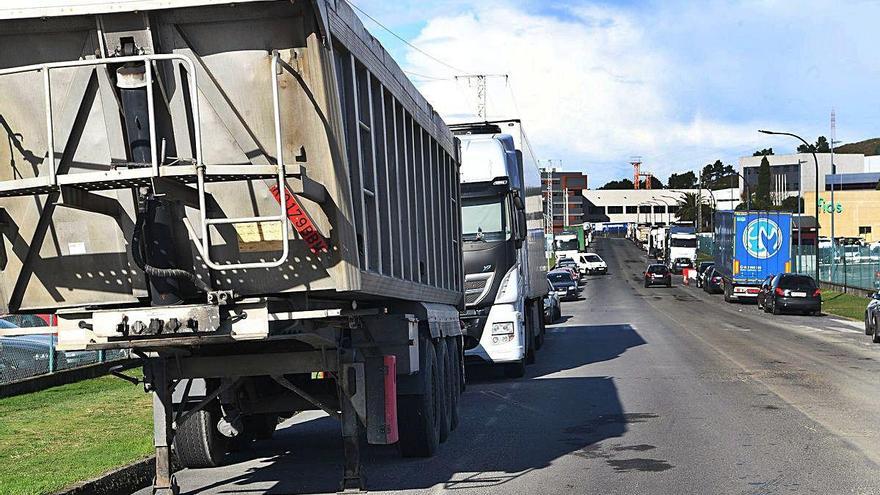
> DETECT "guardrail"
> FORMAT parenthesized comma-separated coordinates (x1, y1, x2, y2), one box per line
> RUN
(0, 325, 130, 386)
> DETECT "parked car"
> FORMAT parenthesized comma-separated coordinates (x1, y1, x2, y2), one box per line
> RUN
(544, 289, 562, 323)
(755, 274, 775, 310)
(644, 264, 672, 288)
(864, 291, 880, 343)
(695, 262, 714, 288)
(763, 273, 821, 316)
(670, 257, 693, 274)
(548, 270, 580, 301)
(582, 253, 608, 275)
(556, 258, 581, 278)
(702, 267, 724, 294)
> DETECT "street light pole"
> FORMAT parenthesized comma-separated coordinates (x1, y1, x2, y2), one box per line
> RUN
(759, 129, 820, 283)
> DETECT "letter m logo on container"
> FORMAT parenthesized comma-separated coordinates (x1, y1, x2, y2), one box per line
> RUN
(735, 212, 792, 282)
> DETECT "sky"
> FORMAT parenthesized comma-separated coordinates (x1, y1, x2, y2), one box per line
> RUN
(350, 0, 880, 187)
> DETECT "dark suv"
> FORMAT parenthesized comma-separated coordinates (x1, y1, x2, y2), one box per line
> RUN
(763, 274, 821, 316)
(644, 264, 672, 288)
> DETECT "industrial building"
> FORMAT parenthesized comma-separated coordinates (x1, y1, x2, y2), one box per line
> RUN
(541, 170, 589, 233)
(802, 172, 880, 242)
(738, 153, 865, 205)
(581, 188, 741, 225)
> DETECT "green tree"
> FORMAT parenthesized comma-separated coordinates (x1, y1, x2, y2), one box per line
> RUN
(639, 176, 664, 189)
(779, 195, 802, 213)
(668, 171, 697, 189)
(753, 148, 774, 156)
(700, 160, 737, 189)
(754, 155, 772, 209)
(599, 178, 635, 190)
(797, 136, 831, 153)
(675, 192, 712, 230)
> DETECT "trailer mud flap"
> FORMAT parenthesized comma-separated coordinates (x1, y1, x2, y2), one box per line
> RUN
(365, 355, 398, 445)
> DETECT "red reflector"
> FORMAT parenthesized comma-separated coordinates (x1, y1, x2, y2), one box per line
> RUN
(813, 289, 821, 297)
(269, 184, 330, 254)
(384, 355, 398, 444)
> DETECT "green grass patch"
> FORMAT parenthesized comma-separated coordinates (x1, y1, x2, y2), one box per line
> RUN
(0, 375, 153, 495)
(821, 289, 868, 321)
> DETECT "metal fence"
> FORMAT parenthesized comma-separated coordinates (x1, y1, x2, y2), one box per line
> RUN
(697, 235, 880, 293)
(0, 315, 129, 385)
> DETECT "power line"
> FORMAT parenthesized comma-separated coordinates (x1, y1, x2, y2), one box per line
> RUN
(345, 0, 468, 74)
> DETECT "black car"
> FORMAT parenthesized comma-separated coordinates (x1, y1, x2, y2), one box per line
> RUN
(548, 270, 579, 301)
(702, 267, 723, 294)
(696, 262, 714, 288)
(755, 274, 775, 310)
(644, 264, 672, 288)
(763, 273, 821, 316)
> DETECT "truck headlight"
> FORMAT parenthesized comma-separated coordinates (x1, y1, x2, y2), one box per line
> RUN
(494, 266, 520, 305)
(491, 322, 515, 343)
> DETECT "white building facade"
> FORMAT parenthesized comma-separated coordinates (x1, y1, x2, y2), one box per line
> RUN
(581, 188, 740, 225)
(738, 153, 865, 205)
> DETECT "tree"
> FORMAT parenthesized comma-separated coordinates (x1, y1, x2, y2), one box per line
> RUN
(779, 195, 803, 213)
(599, 178, 634, 190)
(754, 155, 772, 209)
(675, 192, 712, 230)
(700, 160, 737, 189)
(797, 136, 831, 153)
(667, 171, 697, 189)
(753, 148, 774, 156)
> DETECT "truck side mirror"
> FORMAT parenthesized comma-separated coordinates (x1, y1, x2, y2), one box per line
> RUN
(512, 194, 525, 211)
(515, 210, 527, 247)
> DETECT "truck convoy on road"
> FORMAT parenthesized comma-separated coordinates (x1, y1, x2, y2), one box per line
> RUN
(454, 120, 548, 379)
(714, 211, 792, 303)
(0, 1, 474, 492)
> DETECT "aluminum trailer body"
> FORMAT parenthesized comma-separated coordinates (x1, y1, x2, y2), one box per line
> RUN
(452, 120, 547, 378)
(714, 211, 792, 302)
(0, 1, 465, 492)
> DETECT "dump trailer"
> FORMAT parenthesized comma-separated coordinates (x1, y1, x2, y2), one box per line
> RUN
(452, 120, 548, 378)
(0, 1, 465, 492)
(714, 211, 792, 302)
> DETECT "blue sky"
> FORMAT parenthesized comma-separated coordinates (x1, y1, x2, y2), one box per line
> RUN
(351, 0, 880, 187)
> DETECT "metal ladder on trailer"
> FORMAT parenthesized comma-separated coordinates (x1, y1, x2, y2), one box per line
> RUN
(0, 51, 296, 272)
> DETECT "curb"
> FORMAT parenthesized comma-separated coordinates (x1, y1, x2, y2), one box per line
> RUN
(53, 457, 154, 495)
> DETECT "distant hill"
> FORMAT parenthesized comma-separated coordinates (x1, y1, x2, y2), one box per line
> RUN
(835, 138, 880, 156)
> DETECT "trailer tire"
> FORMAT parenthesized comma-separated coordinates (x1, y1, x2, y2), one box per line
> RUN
(436, 338, 452, 443)
(398, 339, 440, 458)
(173, 405, 228, 468)
(723, 284, 732, 303)
(445, 337, 461, 431)
(535, 300, 546, 350)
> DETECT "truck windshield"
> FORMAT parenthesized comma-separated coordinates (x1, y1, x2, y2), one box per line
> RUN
(670, 238, 697, 248)
(461, 196, 510, 242)
(556, 238, 579, 251)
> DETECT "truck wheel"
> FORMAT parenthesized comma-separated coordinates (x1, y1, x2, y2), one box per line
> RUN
(398, 338, 440, 457)
(445, 336, 461, 431)
(436, 339, 452, 443)
(173, 404, 228, 468)
(723, 285, 732, 303)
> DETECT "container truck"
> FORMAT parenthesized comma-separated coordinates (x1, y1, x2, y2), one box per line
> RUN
(0, 1, 466, 492)
(714, 211, 792, 303)
(453, 120, 547, 379)
(555, 225, 585, 260)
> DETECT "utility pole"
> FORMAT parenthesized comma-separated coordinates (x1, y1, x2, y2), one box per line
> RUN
(454, 74, 508, 120)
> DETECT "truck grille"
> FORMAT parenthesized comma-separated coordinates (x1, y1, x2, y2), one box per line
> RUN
(464, 273, 494, 306)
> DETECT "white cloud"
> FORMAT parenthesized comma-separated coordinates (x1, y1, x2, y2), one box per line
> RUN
(391, 1, 829, 185)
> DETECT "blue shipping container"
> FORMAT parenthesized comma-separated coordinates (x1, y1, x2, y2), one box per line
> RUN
(714, 211, 792, 285)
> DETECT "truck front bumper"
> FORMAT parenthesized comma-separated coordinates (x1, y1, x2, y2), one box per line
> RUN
(464, 303, 525, 364)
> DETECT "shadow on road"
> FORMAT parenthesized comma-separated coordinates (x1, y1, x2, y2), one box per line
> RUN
(177, 324, 647, 494)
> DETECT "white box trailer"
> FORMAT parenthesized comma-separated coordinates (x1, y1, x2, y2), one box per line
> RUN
(0, 1, 465, 492)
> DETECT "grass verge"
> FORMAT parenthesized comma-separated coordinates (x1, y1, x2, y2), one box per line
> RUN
(0, 375, 153, 495)
(821, 289, 868, 321)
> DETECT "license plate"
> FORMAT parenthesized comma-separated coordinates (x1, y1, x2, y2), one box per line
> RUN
(791, 291, 807, 297)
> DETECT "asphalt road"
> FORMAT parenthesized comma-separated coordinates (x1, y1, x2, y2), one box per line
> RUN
(138, 237, 880, 494)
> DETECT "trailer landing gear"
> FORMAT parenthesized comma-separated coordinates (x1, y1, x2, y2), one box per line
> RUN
(147, 358, 179, 495)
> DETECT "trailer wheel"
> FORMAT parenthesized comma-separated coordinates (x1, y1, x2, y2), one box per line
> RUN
(436, 338, 452, 443)
(173, 405, 228, 468)
(398, 338, 440, 457)
(445, 337, 461, 431)
(535, 300, 546, 350)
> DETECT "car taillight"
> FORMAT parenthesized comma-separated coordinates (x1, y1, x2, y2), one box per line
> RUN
(774, 288, 784, 296)
(813, 289, 821, 297)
